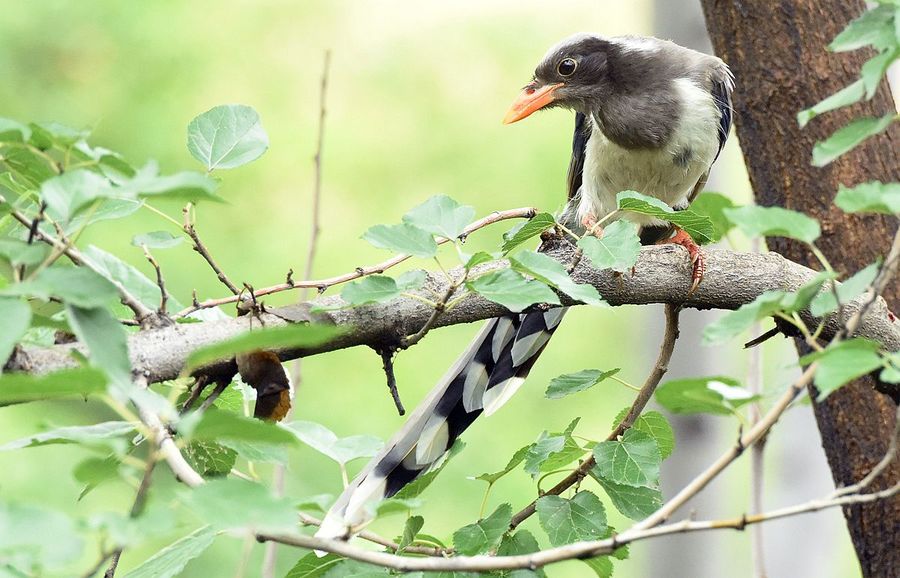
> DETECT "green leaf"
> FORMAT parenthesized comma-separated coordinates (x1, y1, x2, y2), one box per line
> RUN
(0, 118, 31, 142)
(64, 198, 143, 234)
(66, 304, 131, 386)
(452, 503, 512, 555)
(536, 491, 607, 546)
(467, 268, 560, 313)
(361, 223, 437, 258)
(6, 265, 120, 308)
(185, 478, 296, 532)
(121, 526, 216, 578)
(545, 368, 620, 399)
(465, 251, 496, 269)
(797, 80, 866, 128)
(830, 4, 897, 52)
(184, 324, 340, 373)
(835, 181, 900, 214)
(881, 352, 900, 384)
(812, 114, 895, 167)
(473, 445, 530, 484)
(367, 496, 423, 518)
(524, 419, 584, 477)
(723, 205, 821, 243)
(0, 501, 84, 570)
(83, 244, 185, 312)
(187, 104, 269, 171)
(1, 146, 55, 188)
(510, 251, 604, 305)
(40, 169, 113, 223)
(285, 552, 344, 578)
(612, 409, 675, 459)
(285, 420, 382, 465)
(0, 297, 31, 369)
(73, 455, 121, 486)
(583, 557, 614, 578)
(394, 440, 465, 500)
(397, 270, 427, 291)
(120, 162, 222, 203)
(323, 560, 390, 578)
(295, 494, 334, 513)
(398, 515, 425, 551)
(0, 367, 107, 404)
(0, 238, 49, 267)
(497, 530, 546, 577)
(501, 213, 556, 253)
(0, 421, 133, 451)
(616, 191, 715, 244)
(577, 219, 641, 273)
(800, 338, 884, 400)
(690, 191, 736, 242)
(655, 376, 758, 416)
(183, 440, 238, 477)
(593, 429, 661, 488)
(132, 230, 184, 249)
(28, 121, 88, 148)
(403, 195, 475, 240)
(189, 409, 299, 446)
(810, 263, 879, 317)
(219, 439, 288, 464)
(340, 275, 401, 306)
(861, 46, 900, 98)
(593, 476, 663, 521)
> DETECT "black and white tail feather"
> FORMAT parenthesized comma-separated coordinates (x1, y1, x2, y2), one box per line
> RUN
(316, 307, 568, 539)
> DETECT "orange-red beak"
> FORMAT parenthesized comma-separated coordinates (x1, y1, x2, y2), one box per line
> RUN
(503, 82, 564, 124)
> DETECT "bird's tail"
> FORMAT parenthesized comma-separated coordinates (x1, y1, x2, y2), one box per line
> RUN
(316, 308, 568, 540)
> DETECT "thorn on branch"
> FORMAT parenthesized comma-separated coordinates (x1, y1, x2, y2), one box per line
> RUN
(378, 346, 405, 415)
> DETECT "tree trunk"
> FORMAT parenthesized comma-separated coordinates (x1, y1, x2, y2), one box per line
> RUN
(700, 1, 900, 575)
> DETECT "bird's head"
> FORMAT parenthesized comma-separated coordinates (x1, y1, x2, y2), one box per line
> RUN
(503, 34, 612, 124)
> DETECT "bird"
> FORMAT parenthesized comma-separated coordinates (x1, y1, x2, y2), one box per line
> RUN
(316, 33, 734, 540)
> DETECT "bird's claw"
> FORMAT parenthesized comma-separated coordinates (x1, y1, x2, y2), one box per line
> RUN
(581, 213, 603, 237)
(658, 228, 704, 295)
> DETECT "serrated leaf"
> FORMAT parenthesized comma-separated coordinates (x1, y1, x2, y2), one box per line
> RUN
(810, 263, 879, 317)
(187, 104, 268, 170)
(0, 367, 107, 404)
(467, 268, 560, 313)
(121, 526, 216, 578)
(5, 265, 119, 308)
(612, 409, 675, 459)
(40, 169, 113, 223)
(536, 491, 607, 546)
(690, 191, 736, 242)
(829, 4, 897, 52)
(510, 251, 604, 305)
(616, 191, 714, 244)
(545, 368, 620, 399)
(66, 304, 131, 386)
(184, 324, 340, 373)
(286, 421, 382, 465)
(0, 421, 133, 451)
(800, 338, 884, 400)
(861, 46, 900, 98)
(340, 275, 401, 306)
(64, 198, 143, 234)
(474, 445, 530, 484)
(812, 114, 895, 167)
(798, 80, 866, 128)
(524, 419, 584, 477)
(501, 213, 556, 253)
(593, 429, 660, 488)
(132, 230, 183, 249)
(28, 121, 88, 148)
(189, 409, 298, 446)
(498, 530, 546, 578)
(362, 223, 437, 258)
(285, 552, 344, 578)
(593, 476, 663, 520)
(452, 503, 512, 555)
(403, 195, 475, 240)
(583, 556, 614, 578)
(183, 440, 238, 477)
(398, 515, 425, 551)
(119, 162, 222, 203)
(83, 244, 185, 312)
(724, 205, 821, 243)
(185, 479, 296, 532)
(655, 376, 758, 416)
(835, 181, 900, 214)
(577, 219, 641, 273)
(0, 297, 30, 369)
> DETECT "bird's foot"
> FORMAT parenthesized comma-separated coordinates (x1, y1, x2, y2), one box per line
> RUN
(581, 213, 603, 237)
(657, 228, 704, 294)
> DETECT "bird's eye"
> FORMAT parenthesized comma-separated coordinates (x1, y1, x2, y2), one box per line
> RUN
(557, 58, 577, 77)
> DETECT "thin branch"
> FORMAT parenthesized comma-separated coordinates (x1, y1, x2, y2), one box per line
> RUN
(0, 194, 156, 325)
(379, 347, 405, 415)
(748, 234, 768, 578)
(171, 207, 537, 318)
(183, 205, 240, 296)
(296, 512, 446, 556)
(103, 457, 159, 578)
(141, 245, 170, 316)
(509, 302, 681, 529)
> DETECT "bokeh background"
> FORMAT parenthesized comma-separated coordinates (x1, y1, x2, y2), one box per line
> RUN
(0, 1, 861, 576)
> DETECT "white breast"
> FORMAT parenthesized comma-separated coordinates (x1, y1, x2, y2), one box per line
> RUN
(577, 78, 721, 228)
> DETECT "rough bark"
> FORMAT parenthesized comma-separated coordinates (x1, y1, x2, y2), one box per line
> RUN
(701, 1, 900, 575)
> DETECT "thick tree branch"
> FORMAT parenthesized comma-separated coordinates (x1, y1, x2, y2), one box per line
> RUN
(9, 240, 899, 384)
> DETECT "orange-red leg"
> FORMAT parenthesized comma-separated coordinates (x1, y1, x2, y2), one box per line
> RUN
(657, 228, 704, 294)
(581, 212, 603, 237)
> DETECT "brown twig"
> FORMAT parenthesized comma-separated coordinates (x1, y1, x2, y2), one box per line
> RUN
(379, 347, 405, 415)
(103, 454, 159, 578)
(141, 245, 170, 316)
(197, 379, 230, 413)
(180, 375, 210, 414)
(171, 207, 537, 318)
(509, 302, 681, 529)
(183, 205, 240, 296)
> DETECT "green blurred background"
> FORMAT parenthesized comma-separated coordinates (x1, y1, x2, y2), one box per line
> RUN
(0, 1, 859, 576)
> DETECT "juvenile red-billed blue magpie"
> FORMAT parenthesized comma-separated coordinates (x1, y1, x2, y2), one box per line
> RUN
(317, 33, 734, 540)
